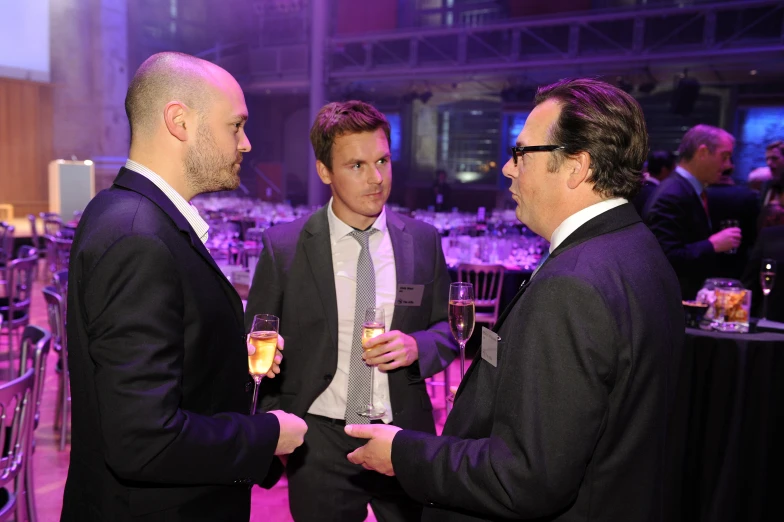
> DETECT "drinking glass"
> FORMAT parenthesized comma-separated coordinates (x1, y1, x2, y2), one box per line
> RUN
(448, 282, 476, 400)
(760, 258, 777, 320)
(358, 307, 386, 419)
(248, 314, 279, 414)
(719, 219, 740, 254)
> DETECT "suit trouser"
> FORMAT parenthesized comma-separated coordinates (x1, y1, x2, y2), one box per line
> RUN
(287, 413, 422, 522)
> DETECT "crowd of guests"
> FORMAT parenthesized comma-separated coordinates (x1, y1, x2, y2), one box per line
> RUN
(60, 49, 777, 522)
(633, 134, 783, 321)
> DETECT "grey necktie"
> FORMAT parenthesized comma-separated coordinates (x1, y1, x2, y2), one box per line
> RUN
(344, 228, 379, 424)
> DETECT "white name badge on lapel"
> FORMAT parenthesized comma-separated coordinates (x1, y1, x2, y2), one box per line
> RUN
(481, 327, 499, 367)
(395, 284, 424, 306)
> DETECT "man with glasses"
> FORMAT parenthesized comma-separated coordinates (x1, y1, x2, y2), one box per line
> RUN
(344, 78, 683, 522)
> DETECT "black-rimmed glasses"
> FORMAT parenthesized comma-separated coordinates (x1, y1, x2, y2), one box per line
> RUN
(509, 145, 565, 166)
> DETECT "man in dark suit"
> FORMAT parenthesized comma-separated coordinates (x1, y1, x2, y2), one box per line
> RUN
(62, 52, 307, 522)
(742, 225, 784, 322)
(644, 124, 741, 299)
(632, 150, 675, 215)
(706, 170, 760, 279)
(759, 140, 784, 206)
(344, 79, 684, 521)
(244, 101, 457, 521)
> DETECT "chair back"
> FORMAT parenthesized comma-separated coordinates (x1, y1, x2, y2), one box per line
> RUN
(42, 286, 66, 357)
(42, 216, 63, 237)
(54, 269, 69, 301)
(17, 325, 51, 430)
(0, 368, 35, 520)
(0, 222, 14, 267)
(44, 235, 72, 278)
(1, 254, 37, 331)
(15, 246, 36, 260)
(456, 263, 506, 327)
(27, 214, 40, 250)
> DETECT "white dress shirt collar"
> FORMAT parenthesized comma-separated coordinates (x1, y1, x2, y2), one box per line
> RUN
(124, 159, 210, 244)
(549, 198, 628, 253)
(326, 198, 388, 243)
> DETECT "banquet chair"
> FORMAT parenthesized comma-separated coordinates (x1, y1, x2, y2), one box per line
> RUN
(43, 236, 72, 283)
(457, 263, 506, 328)
(0, 368, 35, 522)
(0, 223, 14, 284)
(0, 252, 37, 379)
(16, 325, 50, 522)
(41, 216, 63, 237)
(42, 287, 70, 451)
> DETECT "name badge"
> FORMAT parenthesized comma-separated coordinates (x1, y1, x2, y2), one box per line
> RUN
(481, 327, 499, 367)
(395, 284, 424, 306)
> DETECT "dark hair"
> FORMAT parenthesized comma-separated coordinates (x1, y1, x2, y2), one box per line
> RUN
(309, 101, 391, 170)
(766, 140, 783, 154)
(677, 124, 734, 161)
(534, 78, 648, 199)
(647, 150, 676, 177)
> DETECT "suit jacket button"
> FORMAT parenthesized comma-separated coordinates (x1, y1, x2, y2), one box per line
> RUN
(324, 374, 333, 381)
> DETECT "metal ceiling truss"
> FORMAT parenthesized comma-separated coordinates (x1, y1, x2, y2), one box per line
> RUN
(328, 0, 784, 82)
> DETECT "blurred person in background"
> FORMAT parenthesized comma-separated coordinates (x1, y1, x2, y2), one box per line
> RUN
(706, 167, 760, 280)
(343, 78, 683, 522)
(62, 52, 307, 522)
(644, 124, 741, 299)
(244, 100, 458, 522)
(432, 168, 453, 211)
(633, 149, 675, 215)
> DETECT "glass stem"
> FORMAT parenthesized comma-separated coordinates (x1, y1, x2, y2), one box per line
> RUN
(250, 375, 262, 415)
(763, 295, 769, 321)
(459, 341, 466, 379)
(369, 366, 376, 410)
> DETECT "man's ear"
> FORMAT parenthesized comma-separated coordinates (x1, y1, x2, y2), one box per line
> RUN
(566, 151, 592, 190)
(316, 160, 333, 186)
(164, 101, 189, 142)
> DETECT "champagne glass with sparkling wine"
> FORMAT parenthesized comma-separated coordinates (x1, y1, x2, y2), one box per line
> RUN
(760, 259, 777, 320)
(358, 307, 386, 419)
(449, 282, 476, 383)
(248, 314, 279, 415)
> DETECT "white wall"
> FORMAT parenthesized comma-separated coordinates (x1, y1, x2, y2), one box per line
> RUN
(0, 0, 50, 81)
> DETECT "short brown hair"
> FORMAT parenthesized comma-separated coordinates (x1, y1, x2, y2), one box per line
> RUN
(677, 124, 734, 161)
(534, 78, 649, 200)
(766, 140, 783, 154)
(310, 101, 391, 170)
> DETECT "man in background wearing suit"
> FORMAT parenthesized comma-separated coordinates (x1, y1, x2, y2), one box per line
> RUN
(344, 79, 684, 522)
(644, 124, 741, 299)
(244, 100, 458, 521)
(742, 224, 784, 323)
(63, 52, 307, 522)
(632, 150, 674, 215)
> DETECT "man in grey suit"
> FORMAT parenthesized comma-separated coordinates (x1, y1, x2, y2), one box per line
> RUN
(344, 79, 684, 521)
(245, 100, 458, 521)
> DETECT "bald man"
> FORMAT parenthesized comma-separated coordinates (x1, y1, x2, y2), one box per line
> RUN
(62, 52, 307, 522)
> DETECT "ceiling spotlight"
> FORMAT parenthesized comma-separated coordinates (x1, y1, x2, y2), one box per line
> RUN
(750, 69, 758, 76)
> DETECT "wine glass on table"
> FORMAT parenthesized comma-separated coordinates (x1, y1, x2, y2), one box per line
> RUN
(247, 314, 279, 414)
(448, 282, 476, 400)
(358, 307, 386, 419)
(760, 259, 777, 320)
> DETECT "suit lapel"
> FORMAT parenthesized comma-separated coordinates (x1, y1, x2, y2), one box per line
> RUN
(112, 168, 244, 324)
(387, 211, 413, 333)
(302, 208, 339, 352)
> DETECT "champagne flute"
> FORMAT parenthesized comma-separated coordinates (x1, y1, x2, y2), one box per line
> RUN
(248, 314, 279, 415)
(449, 282, 476, 382)
(760, 258, 777, 320)
(358, 307, 386, 419)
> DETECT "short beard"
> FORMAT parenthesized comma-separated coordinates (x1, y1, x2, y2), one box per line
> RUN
(184, 122, 241, 196)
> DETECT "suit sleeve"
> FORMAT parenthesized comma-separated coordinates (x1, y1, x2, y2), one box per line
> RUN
(392, 275, 616, 519)
(644, 189, 715, 270)
(408, 228, 459, 380)
(244, 230, 284, 413)
(83, 234, 280, 485)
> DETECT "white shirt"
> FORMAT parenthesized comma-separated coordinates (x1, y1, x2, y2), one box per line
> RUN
(125, 159, 210, 244)
(549, 198, 628, 253)
(307, 200, 397, 423)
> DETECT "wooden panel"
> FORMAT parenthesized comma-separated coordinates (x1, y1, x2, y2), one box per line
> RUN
(0, 77, 53, 217)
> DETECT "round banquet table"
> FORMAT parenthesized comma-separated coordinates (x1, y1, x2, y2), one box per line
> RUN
(665, 327, 784, 522)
